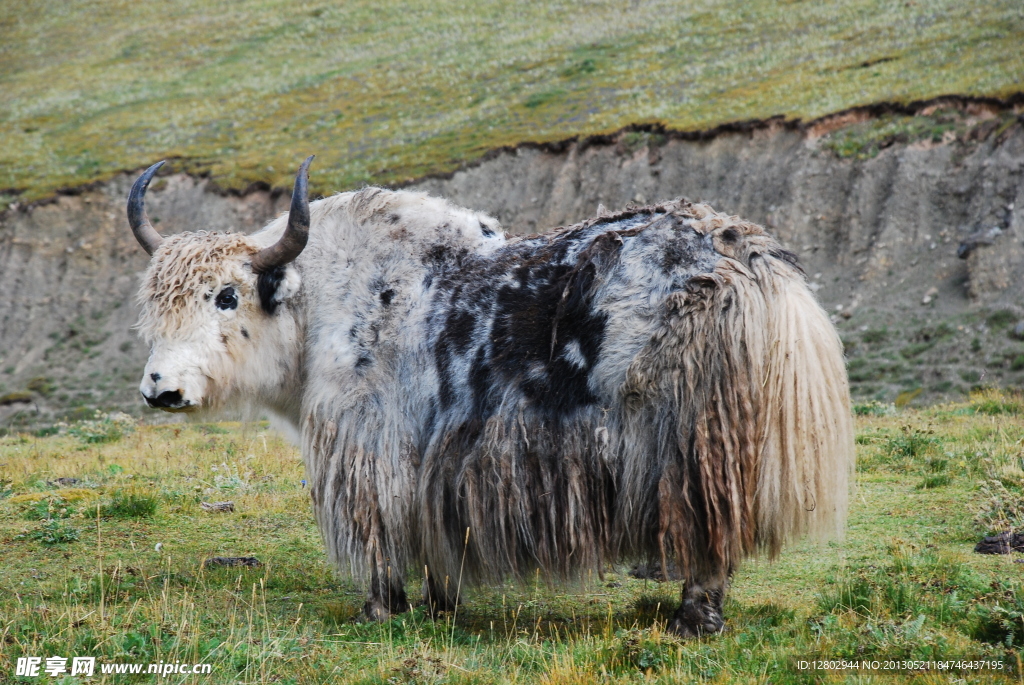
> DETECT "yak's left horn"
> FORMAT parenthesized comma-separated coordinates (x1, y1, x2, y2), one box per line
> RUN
(127, 161, 166, 256)
(251, 155, 314, 273)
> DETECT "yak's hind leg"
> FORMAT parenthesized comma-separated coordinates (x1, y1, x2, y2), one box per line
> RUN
(667, 573, 729, 638)
(363, 562, 410, 622)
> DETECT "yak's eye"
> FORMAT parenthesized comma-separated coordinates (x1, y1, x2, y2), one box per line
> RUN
(215, 287, 238, 311)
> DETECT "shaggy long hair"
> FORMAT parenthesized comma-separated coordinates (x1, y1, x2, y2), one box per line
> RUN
(297, 194, 853, 596)
(615, 214, 852, 583)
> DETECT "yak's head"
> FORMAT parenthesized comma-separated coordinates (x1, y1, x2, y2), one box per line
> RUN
(129, 157, 313, 415)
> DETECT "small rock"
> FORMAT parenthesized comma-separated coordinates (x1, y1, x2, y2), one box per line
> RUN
(204, 556, 262, 568)
(1011, 321, 1024, 341)
(201, 501, 235, 513)
(0, 392, 33, 406)
(921, 287, 938, 305)
(957, 228, 1001, 259)
(974, 531, 1024, 554)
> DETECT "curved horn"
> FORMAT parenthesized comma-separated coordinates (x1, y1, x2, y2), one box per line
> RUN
(127, 161, 166, 256)
(251, 155, 315, 273)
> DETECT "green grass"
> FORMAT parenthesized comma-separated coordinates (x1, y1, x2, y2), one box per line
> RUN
(969, 391, 1023, 416)
(98, 490, 159, 519)
(1, 0, 1022, 206)
(821, 112, 957, 159)
(817, 109, 1022, 160)
(3, 397, 1024, 682)
(65, 411, 137, 444)
(15, 518, 81, 545)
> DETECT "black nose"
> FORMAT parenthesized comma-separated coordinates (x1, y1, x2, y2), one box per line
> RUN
(145, 390, 185, 408)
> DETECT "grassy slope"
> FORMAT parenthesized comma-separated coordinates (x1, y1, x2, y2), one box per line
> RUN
(1, 395, 1023, 683)
(1, 0, 1022, 206)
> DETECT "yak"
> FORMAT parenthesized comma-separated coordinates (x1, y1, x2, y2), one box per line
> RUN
(128, 156, 853, 636)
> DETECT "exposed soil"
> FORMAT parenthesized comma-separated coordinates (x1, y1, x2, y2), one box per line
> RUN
(1, 101, 1023, 428)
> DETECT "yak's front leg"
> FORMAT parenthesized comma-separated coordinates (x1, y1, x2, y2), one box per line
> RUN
(363, 559, 410, 621)
(667, 574, 728, 638)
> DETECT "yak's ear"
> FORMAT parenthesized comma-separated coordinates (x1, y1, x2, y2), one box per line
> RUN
(256, 265, 301, 315)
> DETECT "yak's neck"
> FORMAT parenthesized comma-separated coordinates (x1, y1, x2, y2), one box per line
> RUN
(247, 300, 306, 436)
(262, 364, 304, 433)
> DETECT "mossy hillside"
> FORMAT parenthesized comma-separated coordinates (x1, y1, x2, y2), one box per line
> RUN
(2, 0, 1023, 206)
(2, 396, 1024, 682)
(840, 307, 1024, 406)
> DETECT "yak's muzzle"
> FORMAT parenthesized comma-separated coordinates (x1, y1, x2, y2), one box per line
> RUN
(142, 389, 193, 412)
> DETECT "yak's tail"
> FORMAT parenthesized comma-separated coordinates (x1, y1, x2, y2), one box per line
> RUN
(750, 255, 853, 556)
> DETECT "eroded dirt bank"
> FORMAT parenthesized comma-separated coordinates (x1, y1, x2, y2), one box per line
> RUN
(2, 105, 1023, 426)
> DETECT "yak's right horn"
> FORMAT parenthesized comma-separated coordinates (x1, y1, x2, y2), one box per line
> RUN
(251, 155, 315, 273)
(127, 161, 166, 256)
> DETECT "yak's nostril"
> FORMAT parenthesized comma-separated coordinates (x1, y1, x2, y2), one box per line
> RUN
(155, 390, 182, 406)
(150, 372, 161, 382)
(146, 390, 184, 408)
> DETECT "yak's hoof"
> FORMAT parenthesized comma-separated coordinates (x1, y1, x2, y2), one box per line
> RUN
(362, 602, 410, 622)
(667, 597, 726, 638)
(363, 596, 410, 622)
(423, 584, 459, 619)
(360, 597, 391, 618)
(363, 599, 391, 622)
(423, 595, 459, 619)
